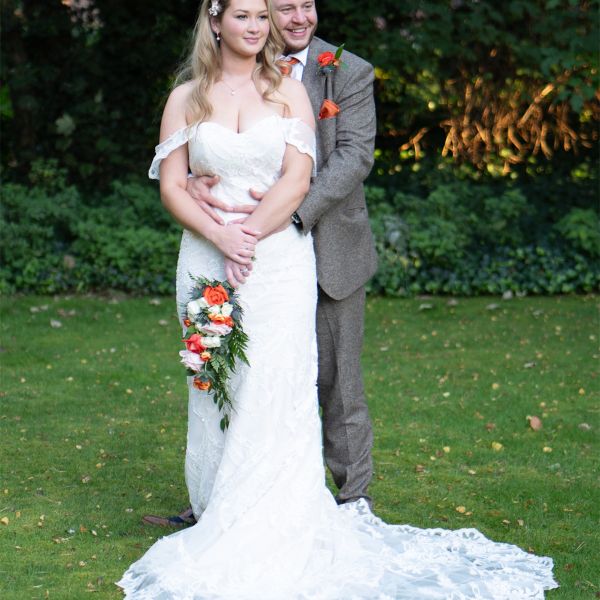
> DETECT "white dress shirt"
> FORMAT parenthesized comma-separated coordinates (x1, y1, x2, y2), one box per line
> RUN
(284, 46, 309, 81)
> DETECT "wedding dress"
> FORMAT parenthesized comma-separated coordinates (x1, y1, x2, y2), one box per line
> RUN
(117, 114, 557, 599)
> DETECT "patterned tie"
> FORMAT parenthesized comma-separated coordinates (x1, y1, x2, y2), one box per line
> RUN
(278, 56, 300, 77)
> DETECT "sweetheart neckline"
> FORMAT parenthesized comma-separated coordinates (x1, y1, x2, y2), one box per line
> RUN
(197, 113, 283, 136)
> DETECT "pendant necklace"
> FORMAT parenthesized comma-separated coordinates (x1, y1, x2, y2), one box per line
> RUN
(220, 79, 252, 96)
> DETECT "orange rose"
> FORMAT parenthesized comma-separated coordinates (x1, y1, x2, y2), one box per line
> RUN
(200, 351, 212, 362)
(318, 51, 335, 67)
(203, 285, 229, 306)
(183, 318, 192, 327)
(193, 378, 211, 391)
(223, 316, 234, 328)
(184, 333, 205, 354)
(209, 313, 227, 323)
(318, 99, 341, 120)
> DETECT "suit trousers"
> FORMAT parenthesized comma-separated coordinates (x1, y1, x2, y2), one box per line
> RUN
(316, 284, 373, 505)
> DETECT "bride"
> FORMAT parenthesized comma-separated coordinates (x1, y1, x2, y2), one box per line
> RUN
(118, 0, 558, 597)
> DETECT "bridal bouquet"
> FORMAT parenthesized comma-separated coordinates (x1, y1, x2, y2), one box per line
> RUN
(180, 276, 249, 431)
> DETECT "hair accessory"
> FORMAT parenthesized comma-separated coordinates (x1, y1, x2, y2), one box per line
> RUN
(208, 0, 222, 17)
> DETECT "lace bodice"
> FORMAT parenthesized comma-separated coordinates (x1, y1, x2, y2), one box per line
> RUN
(148, 114, 316, 220)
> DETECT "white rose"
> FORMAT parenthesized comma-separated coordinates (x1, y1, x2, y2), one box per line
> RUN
(221, 303, 233, 317)
(199, 323, 232, 336)
(187, 299, 206, 321)
(179, 350, 203, 372)
(201, 336, 221, 348)
(209, 304, 222, 315)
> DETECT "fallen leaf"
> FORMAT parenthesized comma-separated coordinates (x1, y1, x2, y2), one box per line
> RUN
(491, 441, 504, 451)
(543, 446, 553, 453)
(50, 319, 63, 328)
(526, 415, 543, 431)
(418, 303, 433, 311)
(486, 303, 499, 311)
(455, 506, 466, 513)
(578, 423, 592, 431)
(1, 517, 9, 525)
(415, 464, 425, 473)
(486, 422, 496, 431)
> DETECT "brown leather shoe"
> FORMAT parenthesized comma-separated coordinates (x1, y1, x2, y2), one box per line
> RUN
(142, 507, 196, 528)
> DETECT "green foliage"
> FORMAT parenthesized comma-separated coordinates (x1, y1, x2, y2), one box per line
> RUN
(2, 168, 597, 296)
(319, 0, 599, 171)
(2, 1, 598, 186)
(0, 168, 180, 295)
(554, 208, 600, 256)
(366, 180, 599, 296)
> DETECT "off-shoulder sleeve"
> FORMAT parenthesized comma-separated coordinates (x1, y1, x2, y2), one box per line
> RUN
(148, 125, 193, 180)
(282, 118, 317, 177)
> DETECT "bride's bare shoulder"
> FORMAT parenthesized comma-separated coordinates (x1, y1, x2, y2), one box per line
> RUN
(166, 80, 196, 108)
(160, 81, 197, 137)
(276, 76, 307, 101)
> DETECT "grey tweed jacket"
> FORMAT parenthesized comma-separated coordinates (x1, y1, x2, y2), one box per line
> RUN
(296, 37, 378, 301)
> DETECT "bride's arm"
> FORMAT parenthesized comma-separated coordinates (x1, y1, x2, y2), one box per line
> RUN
(158, 83, 259, 264)
(241, 79, 315, 239)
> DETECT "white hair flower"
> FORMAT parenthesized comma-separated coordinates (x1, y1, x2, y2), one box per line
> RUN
(208, 0, 222, 17)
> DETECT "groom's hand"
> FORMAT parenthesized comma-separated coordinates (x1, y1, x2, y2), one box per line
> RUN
(186, 176, 260, 225)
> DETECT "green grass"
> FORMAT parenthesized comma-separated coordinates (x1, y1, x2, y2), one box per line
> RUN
(1, 294, 598, 599)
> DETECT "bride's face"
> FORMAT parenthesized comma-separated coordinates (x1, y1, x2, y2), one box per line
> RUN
(215, 0, 270, 57)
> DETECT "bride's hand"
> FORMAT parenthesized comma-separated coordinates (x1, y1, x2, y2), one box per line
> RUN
(224, 258, 253, 288)
(211, 223, 260, 264)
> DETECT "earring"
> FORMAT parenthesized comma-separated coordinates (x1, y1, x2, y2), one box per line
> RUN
(216, 32, 221, 42)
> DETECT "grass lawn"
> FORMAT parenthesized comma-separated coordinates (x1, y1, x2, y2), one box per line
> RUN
(0, 294, 598, 599)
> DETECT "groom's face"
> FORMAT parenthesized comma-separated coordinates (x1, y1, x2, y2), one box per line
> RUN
(271, 1, 318, 53)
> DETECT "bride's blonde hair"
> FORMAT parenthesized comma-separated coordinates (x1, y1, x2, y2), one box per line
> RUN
(175, 0, 285, 123)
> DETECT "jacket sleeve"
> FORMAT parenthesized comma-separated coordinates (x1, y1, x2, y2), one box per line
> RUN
(295, 61, 376, 233)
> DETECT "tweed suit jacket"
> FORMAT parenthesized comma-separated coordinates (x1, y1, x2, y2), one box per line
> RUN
(296, 37, 378, 301)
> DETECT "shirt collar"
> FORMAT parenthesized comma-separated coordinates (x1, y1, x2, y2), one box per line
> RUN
(286, 46, 309, 67)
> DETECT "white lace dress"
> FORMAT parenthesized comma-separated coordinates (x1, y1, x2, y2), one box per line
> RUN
(117, 114, 558, 599)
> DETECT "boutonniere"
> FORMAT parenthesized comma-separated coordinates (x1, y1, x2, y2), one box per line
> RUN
(317, 45, 345, 120)
(317, 44, 345, 75)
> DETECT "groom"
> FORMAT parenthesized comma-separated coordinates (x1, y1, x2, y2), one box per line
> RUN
(145, 0, 378, 527)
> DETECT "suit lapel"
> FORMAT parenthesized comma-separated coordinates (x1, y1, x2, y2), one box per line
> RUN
(302, 40, 326, 117)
